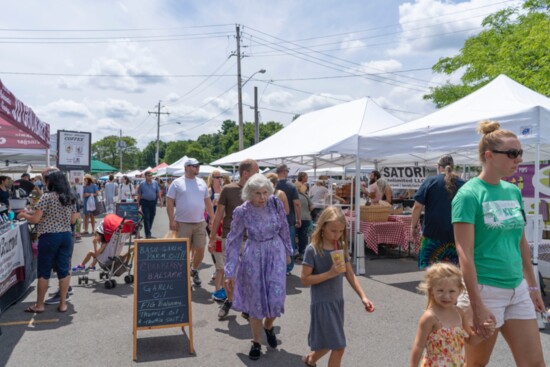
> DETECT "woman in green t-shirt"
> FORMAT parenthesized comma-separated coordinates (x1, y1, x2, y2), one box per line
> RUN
(452, 120, 545, 366)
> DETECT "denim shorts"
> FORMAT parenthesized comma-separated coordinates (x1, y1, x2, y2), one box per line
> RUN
(37, 232, 74, 279)
(457, 279, 536, 328)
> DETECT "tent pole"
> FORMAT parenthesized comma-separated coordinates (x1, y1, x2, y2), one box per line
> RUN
(355, 147, 365, 275)
(532, 114, 544, 329)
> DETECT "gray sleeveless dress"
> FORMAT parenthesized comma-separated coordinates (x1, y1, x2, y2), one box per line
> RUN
(302, 244, 347, 350)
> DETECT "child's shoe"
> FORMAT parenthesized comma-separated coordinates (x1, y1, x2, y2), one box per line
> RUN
(71, 264, 85, 271)
(87, 266, 96, 271)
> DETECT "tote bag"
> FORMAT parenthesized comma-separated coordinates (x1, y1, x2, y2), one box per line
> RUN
(86, 196, 96, 212)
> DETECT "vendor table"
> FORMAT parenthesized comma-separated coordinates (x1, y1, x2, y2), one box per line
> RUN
(348, 215, 421, 255)
(0, 221, 35, 314)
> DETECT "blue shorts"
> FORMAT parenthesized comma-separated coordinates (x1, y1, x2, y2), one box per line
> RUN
(37, 232, 74, 279)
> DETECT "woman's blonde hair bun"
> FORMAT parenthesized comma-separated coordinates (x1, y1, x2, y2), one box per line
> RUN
(477, 120, 501, 135)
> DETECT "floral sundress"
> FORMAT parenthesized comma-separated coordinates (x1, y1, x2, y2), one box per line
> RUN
(421, 310, 469, 367)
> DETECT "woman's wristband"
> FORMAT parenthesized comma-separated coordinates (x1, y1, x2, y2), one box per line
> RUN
(528, 286, 539, 292)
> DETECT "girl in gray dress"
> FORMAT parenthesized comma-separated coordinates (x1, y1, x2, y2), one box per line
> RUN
(300, 206, 375, 367)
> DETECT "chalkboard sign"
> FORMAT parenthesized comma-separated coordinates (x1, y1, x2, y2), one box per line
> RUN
(116, 202, 140, 224)
(133, 238, 194, 360)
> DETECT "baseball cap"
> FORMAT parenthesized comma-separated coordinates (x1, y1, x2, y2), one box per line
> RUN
(184, 158, 200, 166)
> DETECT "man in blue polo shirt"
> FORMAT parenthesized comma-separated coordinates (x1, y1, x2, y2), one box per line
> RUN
(137, 171, 162, 238)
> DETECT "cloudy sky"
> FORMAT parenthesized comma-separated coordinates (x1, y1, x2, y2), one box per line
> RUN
(0, 0, 521, 148)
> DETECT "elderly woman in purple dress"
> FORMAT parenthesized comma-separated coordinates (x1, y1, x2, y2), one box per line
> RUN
(224, 173, 292, 361)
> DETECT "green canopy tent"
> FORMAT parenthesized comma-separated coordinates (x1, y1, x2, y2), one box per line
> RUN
(90, 159, 117, 173)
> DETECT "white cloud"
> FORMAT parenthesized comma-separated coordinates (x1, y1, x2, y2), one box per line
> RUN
(341, 33, 366, 53)
(361, 59, 403, 73)
(40, 99, 93, 119)
(389, 0, 519, 56)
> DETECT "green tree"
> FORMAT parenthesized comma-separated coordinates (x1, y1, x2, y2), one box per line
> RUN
(141, 140, 167, 167)
(164, 140, 211, 164)
(92, 135, 140, 170)
(424, 0, 550, 108)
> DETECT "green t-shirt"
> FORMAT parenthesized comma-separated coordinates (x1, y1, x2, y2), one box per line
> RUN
(452, 177, 524, 289)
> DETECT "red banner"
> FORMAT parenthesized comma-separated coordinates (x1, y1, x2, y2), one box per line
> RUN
(0, 79, 50, 149)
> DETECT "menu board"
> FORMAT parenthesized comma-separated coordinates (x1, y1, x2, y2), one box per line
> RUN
(56, 130, 91, 172)
(133, 238, 194, 360)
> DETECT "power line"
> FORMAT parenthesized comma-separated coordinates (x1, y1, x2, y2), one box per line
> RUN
(0, 71, 237, 78)
(0, 24, 234, 32)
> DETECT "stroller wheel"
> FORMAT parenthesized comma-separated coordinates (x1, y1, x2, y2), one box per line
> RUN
(78, 277, 82, 285)
(124, 275, 133, 284)
(105, 280, 113, 289)
(84, 277, 89, 284)
(111, 279, 117, 288)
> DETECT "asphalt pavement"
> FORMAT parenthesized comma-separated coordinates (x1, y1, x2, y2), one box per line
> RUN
(1, 208, 549, 366)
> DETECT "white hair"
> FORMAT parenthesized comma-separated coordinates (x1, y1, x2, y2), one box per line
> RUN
(242, 173, 274, 201)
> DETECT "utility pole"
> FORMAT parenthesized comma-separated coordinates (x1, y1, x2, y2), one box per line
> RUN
(236, 24, 244, 151)
(148, 101, 169, 166)
(254, 86, 259, 144)
(119, 129, 123, 172)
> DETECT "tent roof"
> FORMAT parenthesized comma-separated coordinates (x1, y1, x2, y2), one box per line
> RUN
(0, 79, 50, 149)
(90, 159, 118, 173)
(211, 97, 403, 167)
(150, 162, 168, 173)
(343, 75, 550, 165)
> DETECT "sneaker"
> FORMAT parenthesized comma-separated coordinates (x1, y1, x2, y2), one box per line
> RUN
(264, 327, 277, 348)
(191, 269, 202, 286)
(249, 341, 261, 360)
(218, 300, 232, 320)
(87, 266, 96, 271)
(71, 264, 85, 271)
(44, 293, 71, 305)
(241, 312, 250, 321)
(49, 286, 73, 296)
(212, 288, 227, 302)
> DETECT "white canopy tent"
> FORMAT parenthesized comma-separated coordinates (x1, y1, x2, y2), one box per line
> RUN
(155, 156, 189, 176)
(211, 97, 404, 169)
(326, 75, 550, 165)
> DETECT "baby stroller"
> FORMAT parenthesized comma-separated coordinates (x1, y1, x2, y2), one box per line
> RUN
(77, 214, 137, 289)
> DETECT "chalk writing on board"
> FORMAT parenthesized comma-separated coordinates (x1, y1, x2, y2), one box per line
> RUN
(135, 241, 189, 327)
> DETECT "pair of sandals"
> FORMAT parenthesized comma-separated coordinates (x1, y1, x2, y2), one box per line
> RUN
(24, 304, 67, 313)
(302, 355, 316, 367)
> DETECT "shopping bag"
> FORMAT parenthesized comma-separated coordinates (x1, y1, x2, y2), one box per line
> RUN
(163, 230, 178, 239)
(86, 196, 96, 212)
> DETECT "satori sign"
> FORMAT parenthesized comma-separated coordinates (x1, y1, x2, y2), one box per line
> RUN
(379, 166, 427, 189)
(57, 130, 91, 172)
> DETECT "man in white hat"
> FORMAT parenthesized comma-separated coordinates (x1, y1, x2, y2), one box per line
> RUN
(167, 158, 215, 287)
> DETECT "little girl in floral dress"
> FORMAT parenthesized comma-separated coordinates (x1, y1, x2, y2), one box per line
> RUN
(409, 263, 494, 366)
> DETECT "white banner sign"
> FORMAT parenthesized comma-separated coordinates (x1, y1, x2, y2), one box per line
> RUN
(57, 130, 91, 171)
(380, 166, 427, 189)
(0, 225, 24, 297)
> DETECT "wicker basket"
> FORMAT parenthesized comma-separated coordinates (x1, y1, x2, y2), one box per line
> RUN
(360, 205, 391, 222)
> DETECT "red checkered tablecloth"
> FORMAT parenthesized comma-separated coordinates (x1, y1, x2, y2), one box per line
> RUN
(529, 240, 550, 262)
(349, 219, 407, 255)
(388, 215, 422, 254)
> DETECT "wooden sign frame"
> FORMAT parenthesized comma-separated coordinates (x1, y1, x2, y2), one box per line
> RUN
(132, 238, 194, 361)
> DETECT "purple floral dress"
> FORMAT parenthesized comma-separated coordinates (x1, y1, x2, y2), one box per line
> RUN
(224, 196, 292, 319)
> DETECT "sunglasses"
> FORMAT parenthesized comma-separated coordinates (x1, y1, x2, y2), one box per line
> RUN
(213, 176, 222, 179)
(491, 149, 523, 159)
(188, 164, 200, 168)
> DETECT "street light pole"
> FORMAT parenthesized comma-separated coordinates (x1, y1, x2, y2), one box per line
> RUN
(237, 68, 266, 150)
